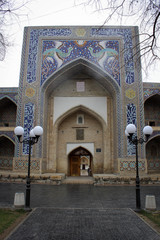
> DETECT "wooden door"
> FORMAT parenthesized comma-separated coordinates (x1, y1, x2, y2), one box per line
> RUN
(70, 156, 80, 176)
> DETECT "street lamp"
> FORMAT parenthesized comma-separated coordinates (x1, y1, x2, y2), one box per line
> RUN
(125, 124, 153, 211)
(14, 125, 43, 209)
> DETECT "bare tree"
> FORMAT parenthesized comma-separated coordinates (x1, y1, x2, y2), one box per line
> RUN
(0, 0, 29, 61)
(76, 0, 160, 71)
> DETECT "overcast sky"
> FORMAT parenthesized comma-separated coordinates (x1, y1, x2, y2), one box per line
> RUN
(0, 0, 159, 87)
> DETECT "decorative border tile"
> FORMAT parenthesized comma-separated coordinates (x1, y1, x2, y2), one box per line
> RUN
(23, 102, 34, 155)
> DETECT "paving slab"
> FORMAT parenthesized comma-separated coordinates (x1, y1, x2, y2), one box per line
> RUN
(6, 208, 160, 240)
(1, 183, 160, 210)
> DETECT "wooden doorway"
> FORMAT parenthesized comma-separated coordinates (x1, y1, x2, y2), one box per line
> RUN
(70, 156, 80, 176)
(69, 147, 92, 176)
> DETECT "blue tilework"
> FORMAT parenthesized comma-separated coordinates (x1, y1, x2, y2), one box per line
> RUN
(120, 160, 145, 171)
(144, 89, 160, 100)
(27, 27, 135, 86)
(91, 28, 135, 84)
(127, 103, 137, 156)
(23, 102, 34, 155)
(41, 40, 120, 86)
(27, 28, 72, 84)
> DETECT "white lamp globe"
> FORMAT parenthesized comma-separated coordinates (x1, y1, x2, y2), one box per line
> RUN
(30, 129, 36, 137)
(125, 129, 129, 136)
(14, 126, 24, 136)
(126, 124, 136, 134)
(33, 126, 43, 136)
(143, 126, 153, 136)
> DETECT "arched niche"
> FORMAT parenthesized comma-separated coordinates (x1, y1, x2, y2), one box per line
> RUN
(40, 58, 122, 173)
(0, 97, 17, 127)
(0, 135, 15, 170)
(144, 94, 160, 126)
(146, 135, 160, 173)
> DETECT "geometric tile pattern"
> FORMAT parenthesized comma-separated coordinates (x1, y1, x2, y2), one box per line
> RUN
(0, 158, 13, 169)
(125, 89, 136, 99)
(127, 103, 137, 156)
(14, 158, 40, 171)
(148, 159, 160, 170)
(23, 102, 34, 155)
(25, 87, 36, 98)
(120, 160, 145, 171)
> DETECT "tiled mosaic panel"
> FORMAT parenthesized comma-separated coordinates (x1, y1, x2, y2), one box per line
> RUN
(14, 158, 40, 171)
(91, 28, 134, 84)
(23, 102, 34, 155)
(148, 159, 160, 170)
(41, 40, 120, 86)
(144, 89, 160, 100)
(127, 103, 137, 156)
(0, 158, 13, 169)
(120, 160, 145, 171)
(27, 28, 71, 84)
(27, 27, 134, 86)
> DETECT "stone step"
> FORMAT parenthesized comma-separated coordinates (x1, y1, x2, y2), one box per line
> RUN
(62, 176, 94, 184)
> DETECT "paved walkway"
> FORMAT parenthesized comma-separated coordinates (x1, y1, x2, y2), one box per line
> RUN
(6, 208, 160, 240)
(0, 183, 160, 239)
(1, 182, 160, 209)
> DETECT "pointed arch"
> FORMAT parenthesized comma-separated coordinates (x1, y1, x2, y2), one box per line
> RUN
(68, 146, 92, 176)
(145, 135, 160, 172)
(0, 135, 14, 170)
(0, 97, 17, 127)
(0, 96, 17, 106)
(144, 94, 160, 126)
(41, 58, 120, 95)
(40, 57, 123, 168)
(0, 134, 15, 144)
(54, 105, 106, 131)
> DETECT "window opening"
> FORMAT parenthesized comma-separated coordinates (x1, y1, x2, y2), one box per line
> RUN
(76, 129, 84, 140)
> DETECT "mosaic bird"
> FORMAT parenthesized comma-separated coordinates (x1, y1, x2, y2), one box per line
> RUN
(43, 47, 73, 59)
(88, 47, 118, 59)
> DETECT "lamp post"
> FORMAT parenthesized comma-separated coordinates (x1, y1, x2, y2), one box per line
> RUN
(125, 124, 153, 211)
(14, 126, 43, 209)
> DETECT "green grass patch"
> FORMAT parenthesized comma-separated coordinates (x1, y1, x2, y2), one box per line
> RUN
(0, 209, 26, 234)
(140, 210, 160, 227)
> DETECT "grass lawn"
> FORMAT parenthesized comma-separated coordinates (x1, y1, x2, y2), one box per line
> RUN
(140, 210, 160, 227)
(0, 209, 27, 237)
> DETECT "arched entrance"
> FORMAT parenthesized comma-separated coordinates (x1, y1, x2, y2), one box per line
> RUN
(0, 136, 14, 170)
(144, 94, 160, 126)
(41, 58, 120, 174)
(146, 136, 160, 173)
(69, 147, 92, 177)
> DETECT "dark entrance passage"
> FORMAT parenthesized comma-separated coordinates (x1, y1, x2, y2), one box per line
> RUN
(69, 147, 92, 176)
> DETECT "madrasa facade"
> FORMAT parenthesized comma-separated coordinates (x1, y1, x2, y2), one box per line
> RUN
(0, 26, 160, 182)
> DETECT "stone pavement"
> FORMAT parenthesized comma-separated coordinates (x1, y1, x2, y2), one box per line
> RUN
(1, 183, 160, 209)
(6, 208, 160, 240)
(0, 183, 160, 239)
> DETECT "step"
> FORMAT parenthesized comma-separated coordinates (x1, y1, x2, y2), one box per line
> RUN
(62, 176, 94, 184)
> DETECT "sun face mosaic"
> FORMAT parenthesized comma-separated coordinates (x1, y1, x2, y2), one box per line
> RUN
(41, 40, 120, 86)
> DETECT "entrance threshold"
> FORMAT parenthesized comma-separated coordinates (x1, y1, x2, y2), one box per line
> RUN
(62, 176, 94, 184)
